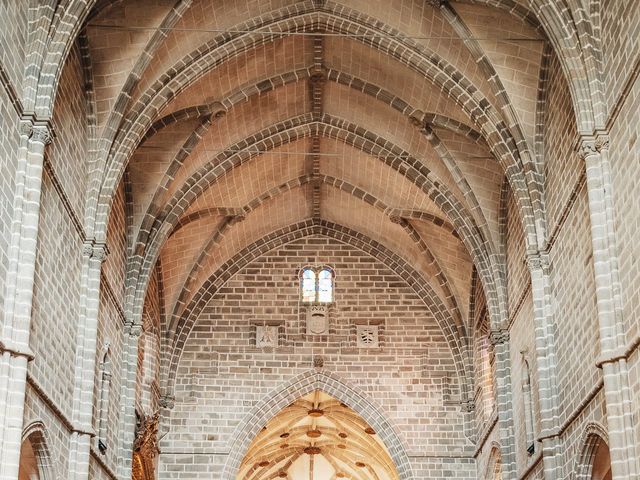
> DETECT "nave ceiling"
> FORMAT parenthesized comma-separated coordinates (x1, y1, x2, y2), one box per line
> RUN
(68, 0, 584, 391)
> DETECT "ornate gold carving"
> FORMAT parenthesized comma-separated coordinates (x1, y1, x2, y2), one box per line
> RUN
(132, 412, 160, 480)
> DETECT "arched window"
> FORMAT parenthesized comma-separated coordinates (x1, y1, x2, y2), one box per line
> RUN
(318, 268, 333, 303)
(522, 359, 535, 455)
(300, 267, 334, 303)
(97, 348, 112, 454)
(301, 268, 317, 303)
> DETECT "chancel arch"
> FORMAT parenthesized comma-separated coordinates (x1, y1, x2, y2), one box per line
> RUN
(224, 371, 414, 480)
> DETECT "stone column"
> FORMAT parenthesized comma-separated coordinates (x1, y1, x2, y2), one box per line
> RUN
(0, 123, 50, 480)
(117, 323, 143, 479)
(581, 135, 639, 479)
(67, 241, 108, 480)
(490, 329, 517, 479)
(526, 252, 564, 478)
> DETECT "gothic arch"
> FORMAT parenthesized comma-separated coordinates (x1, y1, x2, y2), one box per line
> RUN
(484, 443, 503, 480)
(221, 369, 415, 480)
(19, 421, 57, 480)
(163, 220, 471, 402)
(574, 423, 612, 480)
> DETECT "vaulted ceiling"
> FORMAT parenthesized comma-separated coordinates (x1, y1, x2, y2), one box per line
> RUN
(237, 390, 399, 480)
(82, 0, 558, 391)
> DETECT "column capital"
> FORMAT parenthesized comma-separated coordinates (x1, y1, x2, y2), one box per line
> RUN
(30, 125, 52, 145)
(159, 395, 176, 409)
(461, 399, 476, 413)
(525, 251, 550, 273)
(19, 121, 33, 138)
(126, 323, 143, 337)
(489, 329, 510, 345)
(579, 133, 609, 159)
(83, 240, 109, 261)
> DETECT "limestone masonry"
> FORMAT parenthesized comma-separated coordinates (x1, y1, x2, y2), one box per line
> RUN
(0, 1, 638, 479)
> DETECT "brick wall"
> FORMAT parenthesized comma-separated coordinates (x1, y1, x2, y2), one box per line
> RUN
(159, 236, 475, 479)
(0, 85, 20, 326)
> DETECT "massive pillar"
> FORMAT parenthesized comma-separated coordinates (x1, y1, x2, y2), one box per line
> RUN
(581, 134, 639, 479)
(67, 241, 108, 480)
(0, 122, 51, 480)
(490, 329, 517, 479)
(117, 323, 143, 479)
(526, 253, 564, 478)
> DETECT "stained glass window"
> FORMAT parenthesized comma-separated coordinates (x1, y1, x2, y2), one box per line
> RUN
(301, 268, 317, 303)
(318, 268, 333, 303)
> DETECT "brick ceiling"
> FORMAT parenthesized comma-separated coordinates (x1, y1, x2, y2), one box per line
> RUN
(237, 390, 399, 480)
(85, 0, 548, 368)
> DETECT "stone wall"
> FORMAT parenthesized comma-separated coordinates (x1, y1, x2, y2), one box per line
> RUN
(159, 236, 475, 479)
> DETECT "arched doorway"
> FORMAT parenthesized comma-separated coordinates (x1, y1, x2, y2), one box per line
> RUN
(590, 440, 612, 480)
(237, 390, 399, 479)
(484, 446, 502, 480)
(18, 424, 54, 480)
(576, 425, 612, 480)
(223, 370, 414, 480)
(18, 438, 39, 480)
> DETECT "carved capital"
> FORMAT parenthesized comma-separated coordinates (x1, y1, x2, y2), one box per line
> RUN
(525, 252, 549, 273)
(83, 240, 109, 261)
(127, 323, 143, 337)
(312, 355, 325, 368)
(489, 329, 509, 345)
(426, 0, 445, 7)
(159, 395, 175, 409)
(31, 125, 52, 145)
(461, 399, 476, 413)
(595, 135, 609, 152)
(579, 139, 598, 159)
(93, 242, 108, 262)
(19, 121, 33, 138)
(82, 241, 94, 257)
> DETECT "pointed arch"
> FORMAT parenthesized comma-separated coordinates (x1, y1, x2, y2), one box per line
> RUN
(221, 369, 415, 480)
(163, 220, 471, 405)
(574, 423, 611, 480)
(19, 421, 57, 480)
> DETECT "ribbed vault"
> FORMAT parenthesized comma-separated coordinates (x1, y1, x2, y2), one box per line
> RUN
(42, 0, 604, 423)
(237, 390, 400, 480)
